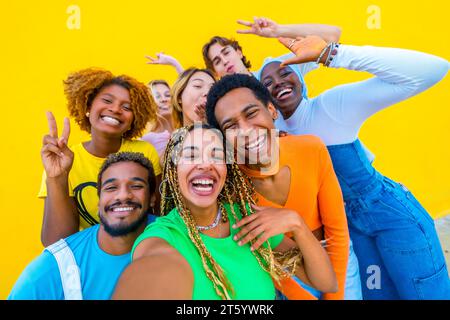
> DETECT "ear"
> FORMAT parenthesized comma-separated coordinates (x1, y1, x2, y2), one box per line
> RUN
(236, 48, 244, 59)
(149, 193, 157, 208)
(267, 103, 278, 120)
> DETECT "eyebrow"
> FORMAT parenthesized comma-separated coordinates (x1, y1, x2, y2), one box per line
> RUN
(212, 46, 231, 62)
(101, 177, 147, 187)
(220, 103, 259, 127)
(101, 93, 130, 104)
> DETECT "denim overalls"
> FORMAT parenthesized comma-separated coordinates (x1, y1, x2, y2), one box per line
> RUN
(327, 139, 450, 299)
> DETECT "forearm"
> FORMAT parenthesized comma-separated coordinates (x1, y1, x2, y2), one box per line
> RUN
(41, 175, 78, 246)
(292, 225, 337, 293)
(277, 23, 341, 43)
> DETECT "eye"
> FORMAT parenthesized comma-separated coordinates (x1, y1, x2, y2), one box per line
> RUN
(104, 185, 117, 192)
(247, 110, 257, 118)
(131, 184, 144, 190)
(263, 80, 272, 87)
(102, 98, 112, 104)
(280, 69, 291, 77)
(122, 104, 131, 111)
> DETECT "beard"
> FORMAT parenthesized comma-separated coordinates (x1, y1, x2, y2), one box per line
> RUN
(99, 201, 149, 237)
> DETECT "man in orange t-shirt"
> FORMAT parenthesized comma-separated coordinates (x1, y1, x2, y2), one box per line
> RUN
(206, 73, 350, 300)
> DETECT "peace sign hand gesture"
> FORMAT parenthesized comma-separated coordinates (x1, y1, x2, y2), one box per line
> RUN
(236, 17, 280, 38)
(41, 112, 74, 178)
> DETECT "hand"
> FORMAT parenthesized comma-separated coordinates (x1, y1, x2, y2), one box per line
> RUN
(194, 103, 206, 122)
(236, 17, 280, 38)
(278, 35, 328, 67)
(41, 112, 74, 178)
(233, 204, 304, 251)
(145, 52, 178, 66)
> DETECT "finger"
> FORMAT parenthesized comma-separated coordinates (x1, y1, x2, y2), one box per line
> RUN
(278, 37, 296, 49)
(250, 203, 263, 211)
(58, 138, 73, 157)
(233, 212, 258, 229)
(280, 56, 301, 67)
(236, 19, 252, 27)
(236, 29, 254, 34)
(46, 111, 58, 138)
(42, 134, 59, 146)
(42, 144, 64, 157)
(251, 233, 272, 251)
(61, 117, 70, 143)
(234, 219, 264, 240)
(238, 226, 266, 247)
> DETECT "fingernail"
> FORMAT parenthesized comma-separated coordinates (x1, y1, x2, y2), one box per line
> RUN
(233, 236, 237, 241)
(238, 241, 242, 246)
(232, 224, 236, 229)
(250, 246, 254, 251)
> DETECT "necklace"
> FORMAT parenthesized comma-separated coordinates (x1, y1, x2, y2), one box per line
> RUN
(196, 207, 222, 231)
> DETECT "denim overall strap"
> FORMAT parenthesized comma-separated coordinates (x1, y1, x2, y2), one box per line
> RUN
(46, 239, 83, 300)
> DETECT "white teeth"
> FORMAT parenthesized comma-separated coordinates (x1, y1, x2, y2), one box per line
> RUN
(112, 207, 134, 212)
(247, 136, 265, 150)
(276, 88, 292, 99)
(192, 179, 213, 185)
(102, 116, 120, 125)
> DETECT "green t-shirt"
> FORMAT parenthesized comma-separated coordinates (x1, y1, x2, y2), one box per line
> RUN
(132, 203, 284, 300)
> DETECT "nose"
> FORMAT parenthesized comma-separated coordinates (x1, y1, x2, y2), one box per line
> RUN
(108, 102, 122, 114)
(116, 186, 132, 201)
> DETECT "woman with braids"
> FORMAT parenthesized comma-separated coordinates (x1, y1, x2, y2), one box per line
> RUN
(141, 79, 181, 159)
(113, 124, 337, 299)
(39, 68, 162, 247)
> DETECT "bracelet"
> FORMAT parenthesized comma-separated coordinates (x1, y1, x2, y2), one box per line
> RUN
(324, 43, 340, 67)
(316, 43, 331, 64)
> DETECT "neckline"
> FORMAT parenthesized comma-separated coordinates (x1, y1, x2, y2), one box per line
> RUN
(81, 139, 125, 160)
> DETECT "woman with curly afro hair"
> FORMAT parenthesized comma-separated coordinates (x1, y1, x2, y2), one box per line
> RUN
(39, 68, 162, 246)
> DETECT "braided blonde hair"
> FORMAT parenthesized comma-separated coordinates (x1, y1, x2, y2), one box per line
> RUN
(160, 124, 302, 299)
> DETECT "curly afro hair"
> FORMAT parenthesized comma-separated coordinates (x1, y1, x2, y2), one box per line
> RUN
(63, 68, 157, 139)
(206, 74, 275, 129)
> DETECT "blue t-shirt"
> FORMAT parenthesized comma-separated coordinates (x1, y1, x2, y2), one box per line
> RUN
(8, 224, 131, 300)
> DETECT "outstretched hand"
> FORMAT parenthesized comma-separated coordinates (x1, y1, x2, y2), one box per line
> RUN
(236, 17, 279, 38)
(41, 111, 74, 178)
(278, 35, 328, 67)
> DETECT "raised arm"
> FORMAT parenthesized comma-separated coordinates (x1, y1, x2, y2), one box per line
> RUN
(40, 112, 78, 246)
(278, 36, 449, 138)
(236, 17, 341, 43)
(145, 52, 184, 75)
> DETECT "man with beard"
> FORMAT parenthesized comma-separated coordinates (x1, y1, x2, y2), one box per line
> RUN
(8, 152, 156, 300)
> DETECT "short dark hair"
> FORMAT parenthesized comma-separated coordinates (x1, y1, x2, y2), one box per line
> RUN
(202, 36, 251, 74)
(97, 152, 156, 197)
(206, 74, 275, 129)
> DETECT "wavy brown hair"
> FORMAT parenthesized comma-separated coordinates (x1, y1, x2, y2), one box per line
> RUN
(64, 68, 157, 139)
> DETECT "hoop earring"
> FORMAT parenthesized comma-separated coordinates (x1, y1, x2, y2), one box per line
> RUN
(159, 178, 174, 199)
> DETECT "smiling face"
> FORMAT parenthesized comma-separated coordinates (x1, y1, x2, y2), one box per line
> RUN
(214, 87, 278, 168)
(208, 43, 247, 78)
(260, 62, 303, 119)
(180, 71, 215, 125)
(151, 83, 172, 116)
(176, 128, 227, 211)
(98, 161, 151, 237)
(87, 84, 134, 138)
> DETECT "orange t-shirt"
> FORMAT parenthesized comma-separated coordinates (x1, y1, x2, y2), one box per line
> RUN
(240, 135, 349, 300)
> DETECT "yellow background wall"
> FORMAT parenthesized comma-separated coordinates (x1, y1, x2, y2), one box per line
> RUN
(1, 1, 448, 298)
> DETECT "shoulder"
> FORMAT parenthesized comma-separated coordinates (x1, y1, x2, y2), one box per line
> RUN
(122, 139, 158, 154)
(281, 134, 326, 153)
(64, 225, 98, 254)
(8, 251, 63, 299)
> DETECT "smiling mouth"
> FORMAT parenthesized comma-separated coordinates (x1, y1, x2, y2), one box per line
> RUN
(245, 135, 266, 152)
(226, 65, 235, 73)
(276, 87, 293, 100)
(190, 177, 216, 195)
(101, 115, 121, 126)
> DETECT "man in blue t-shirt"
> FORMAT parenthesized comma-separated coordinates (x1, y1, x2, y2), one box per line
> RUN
(8, 152, 157, 300)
